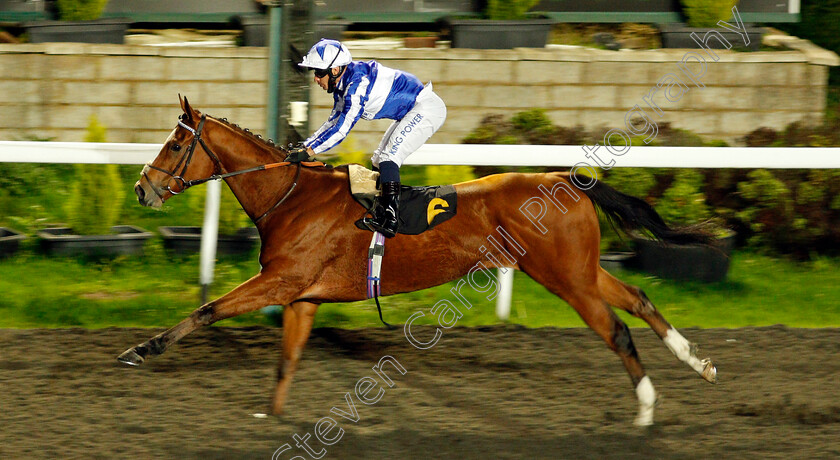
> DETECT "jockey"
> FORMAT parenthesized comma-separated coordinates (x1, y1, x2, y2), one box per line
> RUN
(295, 38, 447, 238)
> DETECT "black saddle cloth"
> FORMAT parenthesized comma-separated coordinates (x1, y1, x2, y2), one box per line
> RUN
(353, 184, 458, 235)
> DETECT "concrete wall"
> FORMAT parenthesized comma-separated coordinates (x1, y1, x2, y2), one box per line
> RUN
(0, 44, 269, 143)
(338, 47, 830, 147)
(0, 43, 832, 147)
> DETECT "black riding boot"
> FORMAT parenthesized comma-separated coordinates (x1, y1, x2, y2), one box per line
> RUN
(367, 181, 400, 238)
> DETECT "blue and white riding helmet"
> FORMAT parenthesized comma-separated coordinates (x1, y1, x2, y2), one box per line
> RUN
(299, 39, 352, 92)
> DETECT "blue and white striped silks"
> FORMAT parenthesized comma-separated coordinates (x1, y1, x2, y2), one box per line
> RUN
(304, 60, 425, 154)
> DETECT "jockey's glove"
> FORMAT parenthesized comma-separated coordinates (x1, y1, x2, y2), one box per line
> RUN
(285, 143, 311, 163)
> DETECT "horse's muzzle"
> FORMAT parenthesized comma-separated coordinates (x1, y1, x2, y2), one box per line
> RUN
(135, 180, 162, 208)
(135, 181, 146, 204)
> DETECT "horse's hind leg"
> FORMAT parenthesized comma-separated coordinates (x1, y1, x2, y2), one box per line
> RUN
(597, 268, 717, 383)
(271, 301, 318, 415)
(565, 290, 658, 426)
(527, 273, 658, 426)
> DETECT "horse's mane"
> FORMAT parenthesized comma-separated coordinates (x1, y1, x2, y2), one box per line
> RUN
(206, 113, 290, 162)
(202, 112, 340, 172)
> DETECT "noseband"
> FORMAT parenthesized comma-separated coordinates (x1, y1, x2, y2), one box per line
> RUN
(143, 114, 302, 224)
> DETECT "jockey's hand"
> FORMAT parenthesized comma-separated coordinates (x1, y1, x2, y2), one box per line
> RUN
(285, 143, 311, 163)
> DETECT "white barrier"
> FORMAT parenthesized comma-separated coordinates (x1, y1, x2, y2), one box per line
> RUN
(4, 141, 840, 317)
(4, 142, 840, 168)
(0, 141, 158, 165)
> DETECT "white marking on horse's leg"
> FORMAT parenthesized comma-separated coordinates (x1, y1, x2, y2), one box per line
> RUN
(634, 376, 656, 426)
(663, 328, 717, 383)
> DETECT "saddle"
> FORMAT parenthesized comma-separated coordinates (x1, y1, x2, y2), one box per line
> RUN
(347, 164, 457, 235)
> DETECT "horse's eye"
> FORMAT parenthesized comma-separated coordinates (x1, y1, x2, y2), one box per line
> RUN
(171, 144, 181, 152)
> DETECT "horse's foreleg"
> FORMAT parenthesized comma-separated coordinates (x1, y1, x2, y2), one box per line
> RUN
(597, 268, 717, 384)
(117, 273, 278, 366)
(271, 301, 318, 415)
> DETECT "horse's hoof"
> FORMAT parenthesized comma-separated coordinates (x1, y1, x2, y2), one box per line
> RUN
(634, 376, 657, 427)
(117, 348, 145, 366)
(270, 397, 285, 416)
(701, 358, 717, 384)
(634, 409, 655, 427)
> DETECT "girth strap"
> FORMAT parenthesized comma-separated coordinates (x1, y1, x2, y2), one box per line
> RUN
(366, 231, 393, 329)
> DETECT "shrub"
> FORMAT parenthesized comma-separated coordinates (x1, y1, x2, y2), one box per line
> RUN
(743, 127, 778, 147)
(736, 169, 795, 246)
(732, 169, 840, 257)
(186, 182, 251, 236)
(654, 169, 712, 227)
(460, 113, 840, 258)
(680, 0, 737, 28)
(612, 122, 722, 148)
(463, 111, 590, 146)
(0, 163, 72, 233)
(603, 168, 656, 201)
(463, 114, 517, 145)
(511, 108, 552, 132)
(64, 116, 126, 235)
(425, 165, 476, 185)
(485, 0, 539, 20)
(56, 0, 109, 21)
(743, 121, 840, 148)
(462, 111, 592, 177)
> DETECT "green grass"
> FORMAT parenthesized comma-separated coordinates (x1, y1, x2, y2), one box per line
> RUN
(0, 245, 264, 328)
(1, 248, 838, 330)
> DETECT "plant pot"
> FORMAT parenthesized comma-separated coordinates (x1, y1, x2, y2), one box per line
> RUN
(599, 251, 636, 272)
(158, 226, 259, 256)
(659, 23, 764, 51)
(314, 19, 352, 42)
(0, 0, 44, 11)
(0, 227, 26, 259)
(37, 225, 152, 257)
(103, 0, 260, 20)
(0, 0, 50, 22)
(234, 15, 350, 47)
(25, 18, 131, 44)
(632, 229, 735, 283)
(315, 0, 479, 22)
(446, 18, 554, 49)
(317, 0, 415, 14)
(533, 0, 678, 13)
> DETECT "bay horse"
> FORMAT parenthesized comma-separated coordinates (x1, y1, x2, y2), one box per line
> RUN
(120, 96, 717, 426)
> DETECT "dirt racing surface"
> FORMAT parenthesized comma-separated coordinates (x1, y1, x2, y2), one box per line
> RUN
(1, 325, 839, 460)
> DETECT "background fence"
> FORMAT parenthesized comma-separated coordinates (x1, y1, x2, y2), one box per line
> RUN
(3, 141, 840, 317)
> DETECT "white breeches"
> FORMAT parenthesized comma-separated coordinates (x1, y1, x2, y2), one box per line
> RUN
(371, 83, 447, 168)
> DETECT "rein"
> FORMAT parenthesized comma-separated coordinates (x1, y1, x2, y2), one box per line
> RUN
(144, 115, 304, 224)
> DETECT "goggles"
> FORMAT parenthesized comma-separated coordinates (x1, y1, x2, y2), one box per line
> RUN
(311, 49, 340, 79)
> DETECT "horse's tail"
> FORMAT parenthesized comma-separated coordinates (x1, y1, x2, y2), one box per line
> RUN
(580, 179, 714, 246)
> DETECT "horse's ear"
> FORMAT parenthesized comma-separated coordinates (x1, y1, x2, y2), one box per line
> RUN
(180, 94, 194, 122)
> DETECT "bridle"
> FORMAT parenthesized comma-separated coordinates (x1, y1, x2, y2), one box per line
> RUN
(144, 116, 211, 196)
(143, 114, 302, 224)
